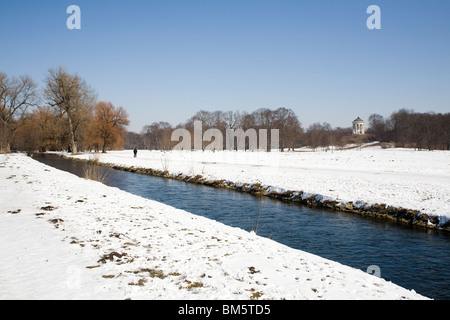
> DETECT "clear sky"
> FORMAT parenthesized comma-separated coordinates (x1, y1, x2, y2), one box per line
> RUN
(1, 0, 449, 132)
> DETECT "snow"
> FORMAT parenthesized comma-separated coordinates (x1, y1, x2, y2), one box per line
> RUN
(71, 147, 450, 224)
(0, 153, 430, 300)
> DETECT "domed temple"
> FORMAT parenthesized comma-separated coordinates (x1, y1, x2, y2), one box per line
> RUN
(352, 117, 365, 135)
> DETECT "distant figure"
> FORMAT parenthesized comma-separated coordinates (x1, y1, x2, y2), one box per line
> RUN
(133, 147, 138, 158)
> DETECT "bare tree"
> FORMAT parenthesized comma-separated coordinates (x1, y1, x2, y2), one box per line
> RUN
(306, 122, 330, 151)
(44, 66, 96, 154)
(273, 108, 303, 151)
(142, 121, 173, 150)
(368, 114, 386, 141)
(223, 111, 242, 129)
(123, 131, 145, 150)
(0, 72, 39, 152)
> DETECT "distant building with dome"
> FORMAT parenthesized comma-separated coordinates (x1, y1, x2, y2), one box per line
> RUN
(352, 117, 365, 135)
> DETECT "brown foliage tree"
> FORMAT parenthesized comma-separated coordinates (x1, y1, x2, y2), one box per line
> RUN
(89, 101, 129, 153)
(13, 115, 41, 155)
(32, 106, 69, 151)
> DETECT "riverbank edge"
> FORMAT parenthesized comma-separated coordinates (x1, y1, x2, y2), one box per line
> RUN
(64, 155, 450, 234)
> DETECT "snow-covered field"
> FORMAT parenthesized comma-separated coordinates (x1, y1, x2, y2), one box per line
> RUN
(0, 153, 429, 300)
(72, 146, 450, 224)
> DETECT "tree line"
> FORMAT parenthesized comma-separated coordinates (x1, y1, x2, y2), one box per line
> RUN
(127, 109, 449, 152)
(1, 67, 129, 154)
(2, 68, 448, 154)
(131, 108, 304, 151)
(367, 109, 450, 150)
(126, 111, 365, 152)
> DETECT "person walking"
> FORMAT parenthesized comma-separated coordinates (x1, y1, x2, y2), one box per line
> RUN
(133, 147, 138, 158)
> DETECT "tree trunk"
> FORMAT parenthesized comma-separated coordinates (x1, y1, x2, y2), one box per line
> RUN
(67, 115, 78, 154)
(4, 142, 11, 153)
(3, 128, 12, 153)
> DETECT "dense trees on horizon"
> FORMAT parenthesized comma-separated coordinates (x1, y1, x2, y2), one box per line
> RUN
(366, 109, 450, 150)
(303, 110, 450, 151)
(1, 68, 130, 154)
(1, 69, 449, 153)
(131, 108, 449, 152)
(133, 108, 304, 151)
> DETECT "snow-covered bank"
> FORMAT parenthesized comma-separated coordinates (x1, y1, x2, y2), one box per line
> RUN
(0, 153, 428, 300)
(70, 148, 450, 230)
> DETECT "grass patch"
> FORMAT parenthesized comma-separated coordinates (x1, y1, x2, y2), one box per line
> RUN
(83, 164, 109, 184)
(126, 268, 181, 280)
(41, 205, 56, 211)
(128, 278, 147, 286)
(181, 280, 203, 291)
(250, 291, 264, 300)
(249, 200, 264, 234)
(98, 251, 127, 264)
(248, 266, 260, 275)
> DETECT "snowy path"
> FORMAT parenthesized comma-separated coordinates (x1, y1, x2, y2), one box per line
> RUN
(0, 153, 428, 300)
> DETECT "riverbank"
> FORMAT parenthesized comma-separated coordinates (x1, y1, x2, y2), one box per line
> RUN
(68, 148, 450, 233)
(0, 153, 428, 299)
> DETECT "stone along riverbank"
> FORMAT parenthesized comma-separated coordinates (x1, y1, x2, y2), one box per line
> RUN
(65, 153, 450, 233)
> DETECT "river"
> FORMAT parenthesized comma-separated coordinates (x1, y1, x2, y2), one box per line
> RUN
(34, 153, 450, 300)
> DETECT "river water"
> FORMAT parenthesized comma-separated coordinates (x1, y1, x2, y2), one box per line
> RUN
(34, 154, 450, 300)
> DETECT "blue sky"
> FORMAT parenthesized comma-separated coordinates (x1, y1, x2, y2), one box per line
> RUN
(1, 0, 449, 132)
